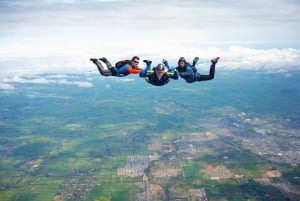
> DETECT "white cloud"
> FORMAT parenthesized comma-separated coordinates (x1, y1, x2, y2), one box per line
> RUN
(0, 83, 15, 90)
(1, 74, 93, 88)
(95, 0, 126, 2)
(5, 0, 75, 7)
(116, 78, 136, 82)
(45, 73, 70, 79)
(209, 46, 300, 71)
(56, 79, 93, 87)
(1, 0, 300, 48)
(3, 76, 50, 84)
(0, 46, 300, 79)
(141, 46, 300, 73)
(26, 92, 72, 99)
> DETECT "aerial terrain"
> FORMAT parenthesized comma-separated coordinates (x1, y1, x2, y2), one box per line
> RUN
(0, 70, 299, 201)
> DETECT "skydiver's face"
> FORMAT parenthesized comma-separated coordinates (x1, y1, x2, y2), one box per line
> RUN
(156, 69, 165, 76)
(179, 61, 186, 68)
(131, 59, 139, 68)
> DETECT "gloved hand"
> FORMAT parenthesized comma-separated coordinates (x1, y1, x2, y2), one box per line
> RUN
(162, 58, 168, 65)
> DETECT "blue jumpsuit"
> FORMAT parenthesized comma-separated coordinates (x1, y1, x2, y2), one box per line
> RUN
(176, 62, 216, 83)
(112, 63, 141, 77)
(139, 63, 178, 86)
(176, 63, 198, 83)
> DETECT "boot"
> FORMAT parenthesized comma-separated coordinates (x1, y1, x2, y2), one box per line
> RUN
(143, 60, 152, 66)
(99, 57, 108, 63)
(90, 58, 98, 63)
(210, 57, 220, 64)
(192, 57, 199, 67)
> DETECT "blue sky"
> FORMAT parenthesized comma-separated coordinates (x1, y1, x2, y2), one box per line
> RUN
(0, 0, 300, 78)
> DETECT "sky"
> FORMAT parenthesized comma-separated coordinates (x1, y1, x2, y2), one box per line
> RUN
(0, 0, 300, 79)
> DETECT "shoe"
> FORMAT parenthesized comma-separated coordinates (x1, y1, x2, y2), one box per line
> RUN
(192, 57, 199, 66)
(211, 57, 220, 64)
(143, 60, 152, 66)
(99, 57, 108, 62)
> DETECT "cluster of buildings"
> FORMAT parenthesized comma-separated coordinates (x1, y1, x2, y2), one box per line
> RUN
(224, 111, 300, 166)
(117, 155, 150, 177)
(202, 165, 233, 180)
(58, 168, 98, 201)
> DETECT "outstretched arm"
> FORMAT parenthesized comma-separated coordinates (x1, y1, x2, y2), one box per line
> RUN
(167, 68, 179, 80)
(163, 59, 170, 70)
(126, 66, 142, 74)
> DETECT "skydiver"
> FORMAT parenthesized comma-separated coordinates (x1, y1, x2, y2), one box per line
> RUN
(139, 59, 179, 86)
(90, 56, 142, 77)
(176, 57, 220, 83)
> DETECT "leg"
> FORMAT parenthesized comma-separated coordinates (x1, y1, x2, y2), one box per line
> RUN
(90, 58, 112, 76)
(99, 57, 118, 76)
(197, 64, 215, 81)
(99, 57, 113, 69)
(197, 57, 219, 81)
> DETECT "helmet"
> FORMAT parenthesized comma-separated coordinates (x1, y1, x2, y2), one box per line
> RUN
(178, 57, 186, 64)
(155, 63, 165, 71)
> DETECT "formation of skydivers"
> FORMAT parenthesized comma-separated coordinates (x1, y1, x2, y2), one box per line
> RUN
(90, 56, 220, 86)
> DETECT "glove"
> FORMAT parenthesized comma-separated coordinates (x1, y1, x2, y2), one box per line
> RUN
(162, 58, 168, 65)
(172, 69, 178, 76)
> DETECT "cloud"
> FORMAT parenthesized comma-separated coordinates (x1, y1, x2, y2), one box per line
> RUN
(0, 83, 15, 90)
(124, 46, 300, 73)
(3, 76, 50, 84)
(2, 0, 75, 8)
(1, 1, 300, 78)
(1, 0, 300, 48)
(211, 46, 300, 71)
(0, 46, 300, 79)
(45, 73, 71, 79)
(26, 92, 72, 99)
(116, 78, 136, 82)
(56, 79, 93, 87)
(95, 0, 126, 2)
(1, 74, 93, 88)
